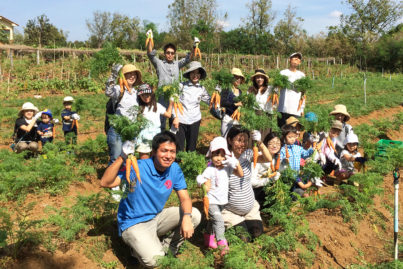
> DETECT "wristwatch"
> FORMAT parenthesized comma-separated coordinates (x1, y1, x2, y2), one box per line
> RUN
(183, 212, 192, 218)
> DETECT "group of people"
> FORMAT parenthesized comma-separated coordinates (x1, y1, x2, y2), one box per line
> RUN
(13, 96, 80, 154)
(13, 34, 367, 268)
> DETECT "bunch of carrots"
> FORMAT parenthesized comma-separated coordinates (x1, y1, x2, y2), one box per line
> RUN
(267, 91, 279, 106)
(202, 184, 209, 220)
(126, 154, 141, 189)
(293, 77, 312, 112)
(194, 42, 202, 60)
(209, 90, 221, 109)
(71, 119, 79, 134)
(145, 31, 154, 48)
(119, 71, 131, 94)
(230, 108, 241, 121)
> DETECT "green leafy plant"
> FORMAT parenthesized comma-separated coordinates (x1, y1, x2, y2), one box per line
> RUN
(212, 68, 234, 89)
(176, 151, 207, 194)
(90, 42, 123, 80)
(108, 106, 149, 142)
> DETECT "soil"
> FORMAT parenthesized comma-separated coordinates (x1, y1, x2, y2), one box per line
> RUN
(2, 102, 403, 269)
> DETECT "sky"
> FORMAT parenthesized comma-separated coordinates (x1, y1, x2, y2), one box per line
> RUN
(1, 0, 356, 42)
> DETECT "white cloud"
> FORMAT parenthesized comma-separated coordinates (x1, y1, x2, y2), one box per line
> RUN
(329, 10, 342, 18)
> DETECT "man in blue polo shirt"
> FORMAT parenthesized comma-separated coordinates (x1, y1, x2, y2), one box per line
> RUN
(100, 131, 201, 268)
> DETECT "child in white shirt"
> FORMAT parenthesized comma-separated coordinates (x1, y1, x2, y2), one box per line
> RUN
(196, 136, 243, 254)
(337, 133, 366, 179)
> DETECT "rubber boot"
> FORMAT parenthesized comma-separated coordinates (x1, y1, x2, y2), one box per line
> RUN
(217, 239, 229, 255)
(204, 233, 217, 249)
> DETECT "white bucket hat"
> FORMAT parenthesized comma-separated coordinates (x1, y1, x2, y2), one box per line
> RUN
(18, 102, 38, 117)
(206, 136, 230, 158)
(63, 96, 74, 103)
(345, 133, 359, 145)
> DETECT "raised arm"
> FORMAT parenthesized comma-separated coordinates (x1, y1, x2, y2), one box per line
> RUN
(100, 156, 123, 188)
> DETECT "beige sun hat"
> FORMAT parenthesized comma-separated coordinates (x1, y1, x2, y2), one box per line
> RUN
(329, 104, 351, 121)
(251, 68, 269, 82)
(331, 120, 343, 131)
(18, 102, 38, 117)
(231, 67, 245, 83)
(122, 64, 143, 86)
(183, 61, 207, 80)
(206, 136, 230, 158)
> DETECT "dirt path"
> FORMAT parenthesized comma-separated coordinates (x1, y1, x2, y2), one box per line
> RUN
(349, 106, 403, 127)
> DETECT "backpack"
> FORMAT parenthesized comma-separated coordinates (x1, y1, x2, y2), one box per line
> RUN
(104, 92, 124, 134)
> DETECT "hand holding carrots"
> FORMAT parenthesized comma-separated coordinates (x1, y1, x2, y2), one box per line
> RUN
(121, 140, 135, 161)
(194, 37, 201, 60)
(145, 29, 154, 48)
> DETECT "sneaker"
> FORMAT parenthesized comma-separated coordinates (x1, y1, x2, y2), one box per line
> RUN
(217, 239, 229, 255)
(204, 233, 217, 249)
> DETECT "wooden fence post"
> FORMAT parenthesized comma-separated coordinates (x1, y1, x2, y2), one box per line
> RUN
(36, 49, 40, 65)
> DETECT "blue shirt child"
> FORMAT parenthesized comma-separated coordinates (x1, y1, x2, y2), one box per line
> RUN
(37, 122, 54, 144)
(61, 109, 77, 133)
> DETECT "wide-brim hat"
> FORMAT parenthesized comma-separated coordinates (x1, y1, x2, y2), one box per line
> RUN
(329, 104, 350, 121)
(122, 64, 143, 86)
(231, 68, 245, 83)
(285, 116, 304, 130)
(251, 68, 269, 82)
(18, 102, 38, 117)
(331, 120, 343, 131)
(183, 61, 207, 80)
(206, 136, 230, 158)
(289, 52, 302, 59)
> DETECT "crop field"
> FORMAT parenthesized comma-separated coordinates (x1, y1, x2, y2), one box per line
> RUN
(0, 53, 402, 269)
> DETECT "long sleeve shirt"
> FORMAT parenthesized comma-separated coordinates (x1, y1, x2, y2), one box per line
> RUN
(147, 50, 191, 88)
(280, 144, 313, 172)
(278, 69, 306, 116)
(320, 136, 338, 163)
(175, 81, 211, 125)
(221, 88, 241, 116)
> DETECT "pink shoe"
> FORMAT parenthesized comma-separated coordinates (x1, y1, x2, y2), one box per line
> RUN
(217, 239, 229, 255)
(204, 233, 217, 249)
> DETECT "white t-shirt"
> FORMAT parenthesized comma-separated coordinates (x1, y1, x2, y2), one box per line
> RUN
(197, 165, 233, 205)
(138, 103, 166, 142)
(255, 86, 275, 114)
(278, 69, 305, 116)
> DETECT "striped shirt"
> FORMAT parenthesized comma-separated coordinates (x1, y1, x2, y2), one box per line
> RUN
(225, 149, 255, 216)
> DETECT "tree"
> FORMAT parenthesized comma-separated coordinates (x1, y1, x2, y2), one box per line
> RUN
(110, 14, 141, 49)
(86, 11, 113, 48)
(273, 5, 304, 55)
(167, 0, 220, 48)
(0, 28, 8, 44)
(340, 0, 403, 43)
(24, 14, 67, 47)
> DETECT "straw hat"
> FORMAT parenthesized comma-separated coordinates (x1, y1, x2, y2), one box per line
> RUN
(183, 61, 207, 80)
(206, 136, 230, 158)
(231, 68, 245, 83)
(285, 116, 304, 130)
(329, 104, 350, 121)
(331, 120, 343, 131)
(122, 64, 142, 86)
(18, 102, 38, 117)
(251, 69, 269, 82)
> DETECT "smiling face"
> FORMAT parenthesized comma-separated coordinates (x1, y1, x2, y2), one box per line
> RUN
(23, 110, 35, 120)
(41, 114, 50, 123)
(346, 142, 358, 152)
(285, 132, 298, 145)
(228, 133, 248, 157)
(164, 48, 175, 62)
(329, 128, 341, 139)
(233, 75, 242, 87)
(290, 56, 301, 69)
(153, 141, 176, 171)
(124, 71, 137, 87)
(254, 75, 265, 87)
(267, 137, 281, 155)
(211, 149, 226, 168)
(333, 113, 346, 122)
(189, 69, 201, 84)
(64, 102, 72, 111)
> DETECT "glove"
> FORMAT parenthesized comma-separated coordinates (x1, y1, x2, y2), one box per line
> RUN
(310, 134, 320, 144)
(251, 130, 262, 142)
(111, 64, 123, 78)
(52, 118, 59, 124)
(221, 156, 239, 169)
(71, 114, 80, 120)
(319, 152, 326, 166)
(272, 172, 281, 181)
(146, 29, 153, 39)
(215, 85, 222, 93)
(334, 158, 342, 170)
(312, 177, 325, 187)
(355, 157, 367, 163)
(193, 37, 200, 47)
(196, 175, 206, 185)
(121, 140, 135, 160)
(34, 111, 42, 120)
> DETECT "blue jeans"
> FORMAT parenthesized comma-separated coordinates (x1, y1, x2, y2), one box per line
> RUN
(107, 127, 122, 164)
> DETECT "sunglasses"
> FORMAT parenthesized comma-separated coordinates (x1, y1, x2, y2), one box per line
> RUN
(165, 51, 175, 55)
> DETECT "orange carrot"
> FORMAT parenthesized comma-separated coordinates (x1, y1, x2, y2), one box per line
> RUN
(130, 155, 142, 184)
(123, 77, 131, 94)
(253, 142, 259, 168)
(52, 124, 56, 139)
(210, 92, 216, 109)
(173, 102, 178, 117)
(150, 38, 154, 48)
(177, 102, 184, 115)
(267, 94, 272, 104)
(203, 195, 209, 219)
(298, 95, 306, 111)
(145, 37, 150, 47)
(119, 78, 124, 94)
(327, 137, 336, 152)
(268, 172, 277, 178)
(74, 120, 79, 134)
(215, 93, 220, 109)
(275, 155, 280, 171)
(271, 162, 275, 172)
(126, 158, 132, 185)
